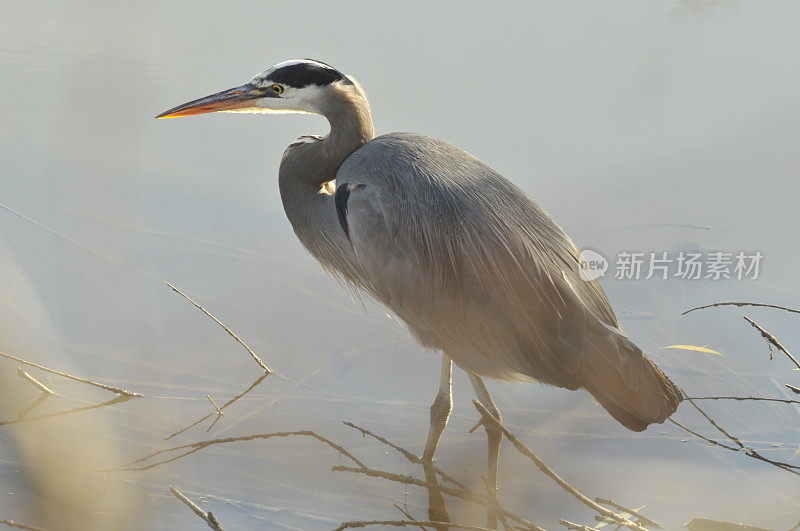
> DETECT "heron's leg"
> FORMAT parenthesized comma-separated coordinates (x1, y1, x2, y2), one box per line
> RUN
(469, 374, 502, 530)
(422, 354, 453, 462)
(421, 354, 452, 528)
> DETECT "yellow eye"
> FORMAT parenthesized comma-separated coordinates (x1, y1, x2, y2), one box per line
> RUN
(270, 84, 284, 94)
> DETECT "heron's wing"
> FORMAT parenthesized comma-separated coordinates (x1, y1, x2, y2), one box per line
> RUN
(337, 133, 680, 430)
(337, 133, 616, 372)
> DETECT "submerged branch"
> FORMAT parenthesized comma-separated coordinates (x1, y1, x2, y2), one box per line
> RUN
(110, 430, 365, 471)
(332, 465, 543, 531)
(342, 421, 468, 491)
(472, 400, 647, 531)
(164, 372, 269, 440)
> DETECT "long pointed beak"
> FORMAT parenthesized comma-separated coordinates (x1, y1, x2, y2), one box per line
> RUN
(156, 83, 264, 119)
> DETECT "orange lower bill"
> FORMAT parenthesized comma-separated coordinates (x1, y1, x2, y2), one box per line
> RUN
(156, 85, 260, 119)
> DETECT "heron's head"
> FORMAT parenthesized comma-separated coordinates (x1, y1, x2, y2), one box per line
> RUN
(156, 59, 360, 119)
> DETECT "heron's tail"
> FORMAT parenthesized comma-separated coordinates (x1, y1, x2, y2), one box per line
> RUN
(581, 329, 682, 432)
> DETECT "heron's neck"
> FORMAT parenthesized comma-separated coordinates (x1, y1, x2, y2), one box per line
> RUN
(278, 89, 374, 272)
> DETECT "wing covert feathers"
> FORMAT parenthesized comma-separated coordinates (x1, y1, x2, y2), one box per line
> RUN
(337, 132, 681, 431)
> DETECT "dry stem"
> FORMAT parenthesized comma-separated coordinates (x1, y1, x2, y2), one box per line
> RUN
(169, 486, 224, 531)
(110, 430, 365, 471)
(559, 520, 597, 531)
(343, 421, 468, 491)
(683, 302, 800, 316)
(669, 396, 800, 476)
(0, 351, 140, 397)
(332, 465, 543, 531)
(0, 519, 45, 531)
(16, 368, 54, 395)
(684, 517, 770, 530)
(165, 281, 270, 372)
(742, 316, 800, 370)
(595, 498, 662, 528)
(392, 504, 427, 531)
(472, 400, 647, 531)
(686, 395, 800, 404)
(1, 395, 134, 426)
(333, 521, 492, 531)
(164, 372, 268, 440)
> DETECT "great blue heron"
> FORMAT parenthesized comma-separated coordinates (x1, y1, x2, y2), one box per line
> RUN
(158, 58, 681, 527)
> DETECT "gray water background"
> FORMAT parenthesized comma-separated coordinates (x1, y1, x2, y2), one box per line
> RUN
(1, 1, 799, 529)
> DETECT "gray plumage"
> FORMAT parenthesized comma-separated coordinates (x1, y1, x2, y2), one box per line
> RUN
(159, 59, 681, 433)
(276, 74, 680, 432)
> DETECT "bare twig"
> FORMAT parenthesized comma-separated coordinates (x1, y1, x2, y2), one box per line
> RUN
(343, 421, 468, 491)
(392, 505, 426, 531)
(110, 430, 365, 471)
(165, 281, 270, 372)
(668, 418, 742, 453)
(333, 520, 492, 531)
(684, 517, 770, 530)
(164, 372, 268, 441)
(206, 415, 222, 433)
(205, 395, 226, 432)
(682, 302, 800, 316)
(0, 351, 140, 397)
(206, 395, 224, 415)
(685, 393, 800, 471)
(216, 370, 317, 435)
(1, 395, 134, 426)
(0, 519, 45, 531)
(169, 486, 224, 531)
(675, 390, 800, 479)
(472, 400, 646, 531)
(742, 316, 800, 370)
(595, 498, 662, 528)
(668, 416, 800, 476)
(16, 368, 54, 395)
(686, 395, 800, 404)
(332, 465, 543, 531)
(559, 520, 597, 531)
(787, 385, 800, 395)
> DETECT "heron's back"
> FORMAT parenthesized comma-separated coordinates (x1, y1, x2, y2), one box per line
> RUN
(336, 132, 680, 430)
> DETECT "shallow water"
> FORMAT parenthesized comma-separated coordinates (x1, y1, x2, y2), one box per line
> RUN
(1, 2, 799, 529)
